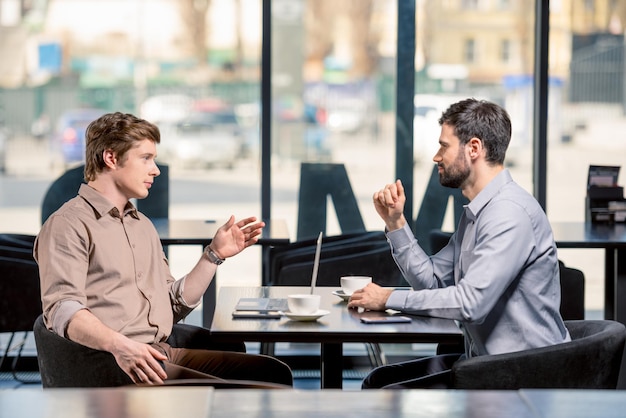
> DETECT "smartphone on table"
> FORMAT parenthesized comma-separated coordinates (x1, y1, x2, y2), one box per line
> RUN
(360, 316, 412, 324)
(232, 310, 282, 319)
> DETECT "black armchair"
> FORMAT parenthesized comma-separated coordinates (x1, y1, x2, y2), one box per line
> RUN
(0, 252, 41, 383)
(0, 233, 36, 249)
(451, 320, 626, 389)
(41, 163, 169, 225)
(558, 260, 585, 320)
(268, 231, 406, 287)
(32, 314, 287, 389)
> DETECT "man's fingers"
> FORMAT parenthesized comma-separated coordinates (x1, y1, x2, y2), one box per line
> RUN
(237, 216, 259, 228)
(146, 347, 168, 380)
(396, 179, 404, 196)
(133, 361, 166, 384)
(133, 367, 163, 385)
(383, 187, 397, 207)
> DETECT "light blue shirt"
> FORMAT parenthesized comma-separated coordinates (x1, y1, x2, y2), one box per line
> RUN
(386, 169, 570, 357)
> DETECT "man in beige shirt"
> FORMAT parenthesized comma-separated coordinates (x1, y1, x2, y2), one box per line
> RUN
(35, 111, 292, 386)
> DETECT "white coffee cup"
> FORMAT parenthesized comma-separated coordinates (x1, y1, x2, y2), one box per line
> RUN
(287, 294, 321, 315)
(340, 276, 373, 296)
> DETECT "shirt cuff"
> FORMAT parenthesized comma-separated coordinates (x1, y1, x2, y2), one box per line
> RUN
(386, 223, 417, 249)
(386, 289, 410, 311)
(51, 300, 87, 337)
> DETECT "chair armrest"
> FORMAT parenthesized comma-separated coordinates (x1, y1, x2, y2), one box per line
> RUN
(169, 323, 245, 352)
(452, 320, 626, 389)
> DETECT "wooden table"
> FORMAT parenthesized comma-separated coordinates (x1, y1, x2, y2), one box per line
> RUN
(210, 286, 462, 389)
(152, 218, 290, 326)
(552, 222, 626, 323)
(4, 387, 626, 418)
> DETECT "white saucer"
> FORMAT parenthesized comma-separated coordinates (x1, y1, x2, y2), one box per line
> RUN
(332, 290, 351, 301)
(283, 309, 330, 321)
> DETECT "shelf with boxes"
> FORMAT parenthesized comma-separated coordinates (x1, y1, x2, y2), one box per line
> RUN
(586, 165, 625, 224)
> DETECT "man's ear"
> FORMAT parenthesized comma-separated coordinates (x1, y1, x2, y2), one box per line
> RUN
(102, 149, 117, 169)
(467, 137, 483, 159)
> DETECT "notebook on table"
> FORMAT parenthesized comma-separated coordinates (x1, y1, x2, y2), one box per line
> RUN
(233, 231, 322, 315)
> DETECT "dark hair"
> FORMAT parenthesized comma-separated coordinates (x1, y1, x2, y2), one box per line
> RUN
(438, 98, 511, 165)
(84, 112, 160, 181)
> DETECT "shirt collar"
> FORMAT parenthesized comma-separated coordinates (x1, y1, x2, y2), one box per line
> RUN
(464, 169, 513, 222)
(78, 183, 139, 220)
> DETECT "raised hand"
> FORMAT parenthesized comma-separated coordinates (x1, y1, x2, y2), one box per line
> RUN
(210, 216, 265, 259)
(372, 179, 407, 231)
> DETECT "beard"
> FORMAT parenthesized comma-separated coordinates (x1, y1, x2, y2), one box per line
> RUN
(439, 148, 470, 189)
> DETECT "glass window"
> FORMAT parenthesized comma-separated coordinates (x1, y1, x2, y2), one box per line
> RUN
(547, 0, 626, 316)
(0, 0, 264, 326)
(271, 0, 396, 241)
(0, 0, 617, 325)
(415, 0, 535, 236)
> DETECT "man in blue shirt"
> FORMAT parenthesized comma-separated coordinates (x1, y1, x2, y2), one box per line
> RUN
(348, 98, 570, 389)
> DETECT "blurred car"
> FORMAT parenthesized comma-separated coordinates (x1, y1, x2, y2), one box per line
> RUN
(140, 94, 194, 126)
(50, 108, 106, 166)
(325, 97, 368, 134)
(234, 102, 261, 158)
(158, 103, 242, 169)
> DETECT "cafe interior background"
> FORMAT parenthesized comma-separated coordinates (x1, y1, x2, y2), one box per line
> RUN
(1, 0, 625, 366)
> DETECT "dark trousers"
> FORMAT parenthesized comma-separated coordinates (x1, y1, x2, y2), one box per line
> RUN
(362, 353, 464, 389)
(155, 343, 293, 386)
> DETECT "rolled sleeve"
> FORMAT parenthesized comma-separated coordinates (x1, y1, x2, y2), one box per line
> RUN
(51, 300, 87, 337)
(170, 275, 200, 323)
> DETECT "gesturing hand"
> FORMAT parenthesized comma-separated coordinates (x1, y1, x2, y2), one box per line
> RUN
(211, 215, 265, 259)
(372, 179, 407, 231)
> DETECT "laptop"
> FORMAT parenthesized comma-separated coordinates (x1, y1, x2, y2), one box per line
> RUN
(233, 231, 323, 313)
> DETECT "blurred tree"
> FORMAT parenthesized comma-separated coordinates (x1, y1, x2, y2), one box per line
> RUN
(178, 0, 211, 66)
(306, 0, 379, 80)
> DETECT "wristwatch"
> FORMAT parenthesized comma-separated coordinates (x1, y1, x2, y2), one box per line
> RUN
(204, 245, 225, 265)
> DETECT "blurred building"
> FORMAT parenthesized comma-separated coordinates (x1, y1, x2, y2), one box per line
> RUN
(421, 1, 569, 87)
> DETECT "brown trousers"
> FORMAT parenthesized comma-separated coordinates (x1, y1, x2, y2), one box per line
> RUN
(153, 342, 293, 386)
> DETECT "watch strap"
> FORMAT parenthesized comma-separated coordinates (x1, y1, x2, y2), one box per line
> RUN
(204, 245, 225, 265)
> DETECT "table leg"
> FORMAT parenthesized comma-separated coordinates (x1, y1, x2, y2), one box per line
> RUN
(262, 245, 271, 285)
(605, 248, 615, 321)
(321, 343, 343, 389)
(203, 277, 216, 327)
(615, 248, 626, 325)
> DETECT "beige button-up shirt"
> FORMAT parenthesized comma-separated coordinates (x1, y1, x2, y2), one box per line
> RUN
(35, 184, 196, 343)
